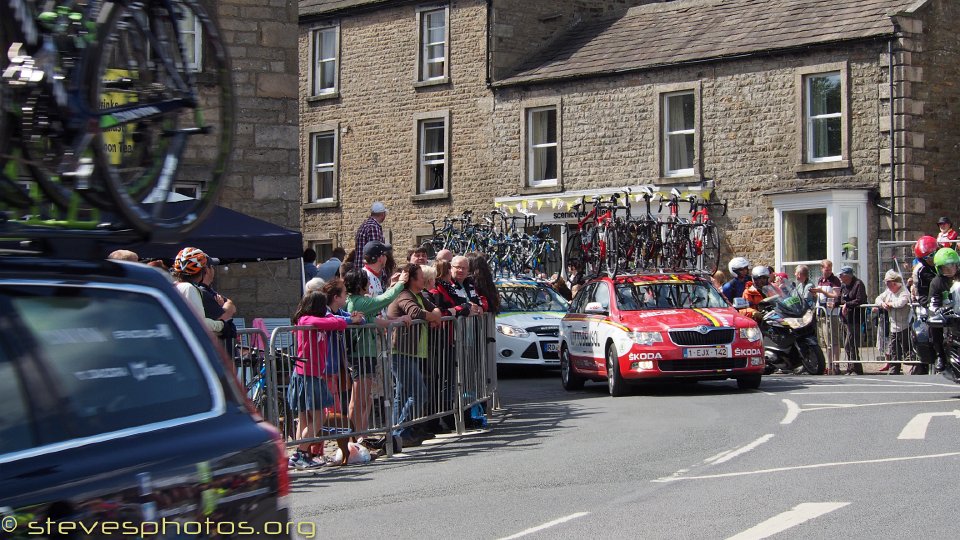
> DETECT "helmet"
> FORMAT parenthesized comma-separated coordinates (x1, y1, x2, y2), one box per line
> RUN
(933, 247, 960, 273)
(751, 266, 771, 279)
(728, 257, 751, 274)
(173, 247, 209, 275)
(914, 236, 938, 259)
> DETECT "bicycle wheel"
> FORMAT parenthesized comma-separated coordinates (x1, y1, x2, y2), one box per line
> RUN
(604, 226, 619, 277)
(0, 14, 32, 210)
(88, 0, 234, 239)
(698, 224, 721, 274)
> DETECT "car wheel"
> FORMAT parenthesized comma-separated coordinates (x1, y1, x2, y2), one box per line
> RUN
(560, 346, 585, 391)
(606, 343, 627, 397)
(736, 374, 762, 390)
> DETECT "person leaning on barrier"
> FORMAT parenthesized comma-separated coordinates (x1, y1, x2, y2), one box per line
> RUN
(430, 260, 472, 317)
(838, 265, 867, 375)
(450, 256, 485, 315)
(319, 278, 365, 417)
(875, 270, 911, 375)
(387, 263, 443, 446)
(929, 247, 960, 373)
(811, 259, 843, 374)
(467, 252, 500, 314)
(343, 267, 410, 443)
(287, 291, 348, 469)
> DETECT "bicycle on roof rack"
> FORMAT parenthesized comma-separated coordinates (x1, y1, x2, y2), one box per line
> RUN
(0, 0, 234, 242)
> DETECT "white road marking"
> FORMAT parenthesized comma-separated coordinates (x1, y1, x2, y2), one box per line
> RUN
(791, 391, 959, 394)
(801, 398, 959, 412)
(704, 449, 735, 464)
(711, 434, 774, 465)
(781, 399, 801, 424)
(651, 451, 960, 482)
(498, 512, 590, 540)
(858, 377, 959, 388)
(897, 410, 960, 440)
(726, 502, 850, 540)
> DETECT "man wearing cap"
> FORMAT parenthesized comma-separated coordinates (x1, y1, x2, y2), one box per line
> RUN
(875, 270, 911, 375)
(172, 247, 225, 334)
(936, 217, 958, 249)
(838, 265, 867, 375)
(361, 240, 392, 316)
(355, 202, 388, 269)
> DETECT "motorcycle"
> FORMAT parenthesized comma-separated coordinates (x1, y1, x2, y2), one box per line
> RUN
(924, 290, 960, 383)
(737, 285, 826, 375)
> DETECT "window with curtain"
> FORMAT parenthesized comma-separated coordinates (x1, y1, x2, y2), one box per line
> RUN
(418, 119, 445, 193)
(663, 91, 695, 176)
(419, 8, 446, 81)
(177, 14, 202, 72)
(311, 131, 336, 202)
(805, 72, 841, 162)
(781, 209, 827, 281)
(313, 27, 338, 95)
(527, 106, 558, 186)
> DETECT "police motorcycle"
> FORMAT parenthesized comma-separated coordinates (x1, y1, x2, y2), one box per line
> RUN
(736, 282, 826, 375)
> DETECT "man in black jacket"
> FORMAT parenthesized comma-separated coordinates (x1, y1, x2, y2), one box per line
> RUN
(929, 248, 959, 372)
(839, 266, 867, 375)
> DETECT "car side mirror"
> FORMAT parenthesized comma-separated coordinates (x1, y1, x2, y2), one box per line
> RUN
(732, 297, 749, 309)
(584, 301, 608, 315)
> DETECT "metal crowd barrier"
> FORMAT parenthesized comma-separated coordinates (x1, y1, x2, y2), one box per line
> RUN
(816, 303, 929, 373)
(250, 313, 496, 460)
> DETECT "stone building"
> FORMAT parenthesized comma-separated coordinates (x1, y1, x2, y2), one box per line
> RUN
(203, 0, 303, 320)
(299, 0, 960, 293)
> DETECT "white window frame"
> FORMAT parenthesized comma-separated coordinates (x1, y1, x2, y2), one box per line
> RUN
(805, 72, 842, 163)
(173, 183, 200, 199)
(178, 14, 202, 72)
(309, 130, 337, 203)
(416, 6, 449, 83)
(795, 62, 849, 171)
(772, 189, 870, 292)
(526, 106, 559, 187)
(662, 90, 696, 177)
(417, 118, 446, 194)
(311, 25, 339, 96)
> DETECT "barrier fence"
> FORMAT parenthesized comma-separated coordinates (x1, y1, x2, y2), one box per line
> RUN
(815, 303, 932, 373)
(227, 314, 497, 460)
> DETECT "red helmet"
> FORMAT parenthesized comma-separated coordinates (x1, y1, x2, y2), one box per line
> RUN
(914, 236, 938, 259)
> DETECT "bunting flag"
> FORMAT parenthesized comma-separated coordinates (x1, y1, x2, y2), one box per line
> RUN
(535, 200, 544, 210)
(494, 201, 502, 208)
(507, 205, 514, 214)
(515, 202, 523, 213)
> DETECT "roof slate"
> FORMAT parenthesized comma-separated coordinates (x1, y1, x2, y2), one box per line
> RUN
(497, 0, 919, 86)
(300, 0, 393, 18)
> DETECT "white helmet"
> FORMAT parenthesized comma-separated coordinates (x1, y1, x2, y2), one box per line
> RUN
(728, 257, 751, 274)
(751, 266, 771, 278)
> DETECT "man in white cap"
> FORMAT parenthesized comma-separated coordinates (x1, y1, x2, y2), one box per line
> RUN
(354, 201, 387, 268)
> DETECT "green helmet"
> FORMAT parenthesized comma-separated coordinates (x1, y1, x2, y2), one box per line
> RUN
(933, 247, 960, 273)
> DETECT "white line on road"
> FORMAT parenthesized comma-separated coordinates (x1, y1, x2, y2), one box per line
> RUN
(791, 391, 960, 394)
(801, 398, 959, 411)
(897, 410, 960, 440)
(781, 399, 801, 424)
(725, 502, 850, 540)
(710, 434, 775, 465)
(498, 512, 590, 540)
(651, 451, 960, 482)
(859, 377, 960, 388)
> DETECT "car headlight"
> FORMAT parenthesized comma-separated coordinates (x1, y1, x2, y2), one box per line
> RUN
(739, 327, 762, 342)
(496, 324, 529, 338)
(630, 331, 662, 345)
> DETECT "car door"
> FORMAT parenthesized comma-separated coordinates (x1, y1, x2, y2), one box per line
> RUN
(565, 283, 594, 359)
(585, 281, 611, 365)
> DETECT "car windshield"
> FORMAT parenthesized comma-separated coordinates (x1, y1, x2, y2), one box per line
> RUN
(497, 283, 568, 312)
(615, 281, 728, 310)
(0, 284, 214, 450)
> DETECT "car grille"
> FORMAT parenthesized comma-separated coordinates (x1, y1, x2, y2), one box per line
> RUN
(526, 325, 559, 337)
(660, 358, 748, 372)
(520, 342, 559, 360)
(669, 328, 735, 346)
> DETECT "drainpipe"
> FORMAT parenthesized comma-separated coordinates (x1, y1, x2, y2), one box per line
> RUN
(888, 35, 897, 241)
(485, 0, 493, 88)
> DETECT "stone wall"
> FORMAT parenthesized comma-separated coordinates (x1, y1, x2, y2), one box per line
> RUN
(212, 0, 302, 320)
(299, 0, 500, 253)
(491, 43, 889, 270)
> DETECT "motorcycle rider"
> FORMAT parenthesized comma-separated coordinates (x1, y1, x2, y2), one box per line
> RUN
(912, 235, 939, 374)
(929, 247, 960, 373)
(741, 266, 779, 322)
(722, 257, 751, 303)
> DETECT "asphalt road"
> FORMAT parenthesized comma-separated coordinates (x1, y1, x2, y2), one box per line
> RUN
(289, 371, 960, 539)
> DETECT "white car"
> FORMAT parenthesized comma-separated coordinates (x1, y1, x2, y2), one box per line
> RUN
(495, 279, 569, 366)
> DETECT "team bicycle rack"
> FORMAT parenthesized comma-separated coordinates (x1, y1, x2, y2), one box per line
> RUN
(0, 0, 235, 244)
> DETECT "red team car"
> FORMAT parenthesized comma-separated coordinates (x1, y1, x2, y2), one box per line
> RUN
(559, 273, 764, 396)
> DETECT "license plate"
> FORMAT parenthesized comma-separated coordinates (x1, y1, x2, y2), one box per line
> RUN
(683, 346, 728, 358)
(543, 342, 560, 353)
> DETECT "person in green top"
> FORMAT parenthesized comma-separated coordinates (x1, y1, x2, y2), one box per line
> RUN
(343, 267, 409, 436)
